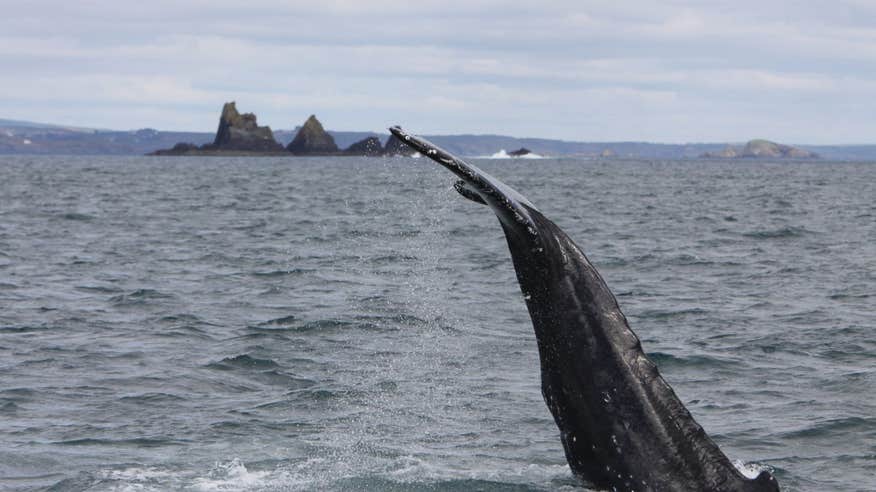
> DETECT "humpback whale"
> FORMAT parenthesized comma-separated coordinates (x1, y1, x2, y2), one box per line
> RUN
(390, 126, 779, 492)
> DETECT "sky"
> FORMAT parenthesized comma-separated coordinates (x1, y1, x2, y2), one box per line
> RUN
(2, 1, 875, 143)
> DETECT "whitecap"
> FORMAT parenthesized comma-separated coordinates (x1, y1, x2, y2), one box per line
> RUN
(733, 460, 771, 479)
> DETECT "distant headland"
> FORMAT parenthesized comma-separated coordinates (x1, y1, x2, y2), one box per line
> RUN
(4, 106, 874, 159)
(700, 139, 818, 159)
(150, 102, 414, 157)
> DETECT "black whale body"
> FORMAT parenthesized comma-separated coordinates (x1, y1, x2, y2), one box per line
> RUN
(390, 126, 779, 492)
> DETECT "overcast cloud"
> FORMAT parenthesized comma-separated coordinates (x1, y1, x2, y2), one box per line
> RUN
(2, 1, 874, 143)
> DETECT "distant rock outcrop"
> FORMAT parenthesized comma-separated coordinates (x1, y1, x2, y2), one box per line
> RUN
(170, 142, 199, 153)
(150, 102, 283, 155)
(345, 136, 383, 156)
(287, 115, 339, 154)
(209, 102, 283, 151)
(149, 142, 204, 155)
(383, 134, 414, 156)
(741, 139, 817, 158)
(701, 139, 818, 159)
(600, 148, 617, 158)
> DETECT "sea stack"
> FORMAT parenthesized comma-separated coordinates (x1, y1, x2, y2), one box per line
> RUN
(345, 136, 383, 156)
(211, 101, 284, 151)
(287, 115, 339, 154)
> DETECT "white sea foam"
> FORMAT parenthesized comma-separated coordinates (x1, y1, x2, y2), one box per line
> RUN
(385, 454, 576, 489)
(95, 466, 183, 491)
(192, 458, 289, 491)
(486, 149, 543, 159)
(733, 460, 771, 479)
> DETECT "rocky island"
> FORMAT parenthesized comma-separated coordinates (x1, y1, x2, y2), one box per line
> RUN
(151, 102, 415, 157)
(701, 139, 818, 159)
(209, 102, 284, 152)
(152, 102, 286, 155)
(286, 115, 339, 154)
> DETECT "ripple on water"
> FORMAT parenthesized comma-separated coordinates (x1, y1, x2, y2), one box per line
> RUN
(778, 416, 876, 440)
(109, 289, 175, 306)
(647, 352, 740, 370)
(207, 354, 280, 370)
(251, 268, 315, 278)
(2, 156, 874, 491)
(117, 393, 187, 405)
(59, 212, 95, 221)
(742, 226, 813, 239)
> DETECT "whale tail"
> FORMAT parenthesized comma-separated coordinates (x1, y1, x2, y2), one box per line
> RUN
(454, 180, 487, 205)
(394, 124, 781, 492)
(389, 126, 540, 236)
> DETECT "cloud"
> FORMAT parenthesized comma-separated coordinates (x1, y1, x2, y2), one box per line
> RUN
(0, 1, 873, 143)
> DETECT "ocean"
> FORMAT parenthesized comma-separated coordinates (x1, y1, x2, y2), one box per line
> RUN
(0, 156, 874, 491)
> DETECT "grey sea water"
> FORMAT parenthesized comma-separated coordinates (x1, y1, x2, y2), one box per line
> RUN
(0, 155, 874, 491)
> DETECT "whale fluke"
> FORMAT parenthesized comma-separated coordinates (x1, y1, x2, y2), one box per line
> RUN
(390, 125, 779, 492)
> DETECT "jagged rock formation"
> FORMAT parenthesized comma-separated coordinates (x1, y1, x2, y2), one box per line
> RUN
(150, 102, 283, 154)
(287, 115, 339, 154)
(701, 139, 818, 159)
(508, 147, 532, 157)
(345, 136, 383, 156)
(210, 102, 283, 151)
(384, 134, 414, 156)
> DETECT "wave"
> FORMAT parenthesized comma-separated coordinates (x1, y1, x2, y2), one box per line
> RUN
(742, 226, 812, 239)
(59, 212, 95, 221)
(251, 268, 314, 278)
(74, 284, 124, 294)
(636, 307, 709, 320)
(109, 289, 174, 306)
(778, 416, 875, 439)
(485, 149, 544, 159)
(207, 354, 279, 370)
(0, 324, 55, 333)
(0, 400, 20, 413)
(259, 314, 298, 326)
(54, 437, 184, 447)
(648, 351, 737, 369)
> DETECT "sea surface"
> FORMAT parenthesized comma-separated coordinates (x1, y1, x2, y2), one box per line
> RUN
(0, 155, 874, 492)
